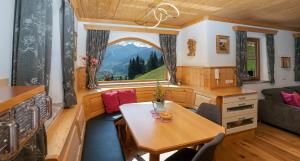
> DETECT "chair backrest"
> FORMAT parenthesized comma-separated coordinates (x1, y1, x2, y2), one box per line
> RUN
(196, 103, 222, 125)
(192, 133, 225, 161)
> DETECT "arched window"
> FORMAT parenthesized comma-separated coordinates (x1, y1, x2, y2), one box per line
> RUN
(97, 38, 166, 81)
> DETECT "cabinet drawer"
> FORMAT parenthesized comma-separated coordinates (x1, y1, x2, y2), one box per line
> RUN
(222, 113, 257, 134)
(223, 94, 257, 103)
(222, 100, 257, 118)
(62, 125, 81, 161)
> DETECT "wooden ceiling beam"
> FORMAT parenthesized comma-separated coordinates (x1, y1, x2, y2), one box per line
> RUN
(79, 17, 182, 29)
(294, 33, 300, 38)
(233, 26, 278, 35)
(84, 24, 179, 35)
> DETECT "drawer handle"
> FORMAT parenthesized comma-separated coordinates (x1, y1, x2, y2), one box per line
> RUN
(46, 96, 52, 120)
(238, 117, 246, 121)
(238, 97, 246, 100)
(238, 103, 246, 106)
(28, 105, 40, 132)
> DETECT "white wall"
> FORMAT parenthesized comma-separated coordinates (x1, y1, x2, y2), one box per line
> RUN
(0, 0, 15, 82)
(177, 21, 208, 66)
(48, 0, 64, 104)
(76, 21, 181, 67)
(179, 20, 300, 98)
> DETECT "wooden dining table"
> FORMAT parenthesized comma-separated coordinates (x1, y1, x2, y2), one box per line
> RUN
(120, 101, 225, 161)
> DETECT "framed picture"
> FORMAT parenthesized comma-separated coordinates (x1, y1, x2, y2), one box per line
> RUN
(281, 57, 291, 68)
(216, 35, 230, 54)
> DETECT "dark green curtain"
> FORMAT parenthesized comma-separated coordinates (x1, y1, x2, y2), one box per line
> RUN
(236, 31, 248, 86)
(61, 0, 77, 107)
(294, 37, 300, 81)
(159, 34, 177, 84)
(12, 0, 52, 94)
(266, 34, 275, 84)
(86, 30, 110, 86)
(12, 0, 51, 160)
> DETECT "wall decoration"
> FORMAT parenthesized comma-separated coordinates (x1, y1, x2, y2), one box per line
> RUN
(216, 35, 230, 54)
(187, 39, 196, 56)
(281, 57, 291, 68)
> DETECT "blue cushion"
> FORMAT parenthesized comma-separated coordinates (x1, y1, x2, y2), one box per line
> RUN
(81, 115, 125, 161)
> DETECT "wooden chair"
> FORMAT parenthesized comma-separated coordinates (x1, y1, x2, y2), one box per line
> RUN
(165, 133, 225, 161)
(196, 103, 222, 125)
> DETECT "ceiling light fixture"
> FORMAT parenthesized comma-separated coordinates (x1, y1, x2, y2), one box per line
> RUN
(148, 2, 180, 28)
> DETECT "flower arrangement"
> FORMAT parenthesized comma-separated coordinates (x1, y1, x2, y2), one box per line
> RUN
(80, 55, 99, 67)
(81, 55, 99, 89)
(154, 81, 165, 103)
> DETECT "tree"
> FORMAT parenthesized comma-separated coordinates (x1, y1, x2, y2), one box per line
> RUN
(159, 55, 164, 66)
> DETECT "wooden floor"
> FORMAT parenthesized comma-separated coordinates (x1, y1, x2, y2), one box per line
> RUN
(120, 123, 300, 161)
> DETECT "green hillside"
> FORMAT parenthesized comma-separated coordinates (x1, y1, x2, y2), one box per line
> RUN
(134, 65, 166, 80)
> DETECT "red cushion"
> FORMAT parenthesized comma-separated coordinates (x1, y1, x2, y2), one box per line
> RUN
(118, 89, 137, 105)
(292, 92, 300, 108)
(281, 92, 300, 108)
(101, 91, 120, 113)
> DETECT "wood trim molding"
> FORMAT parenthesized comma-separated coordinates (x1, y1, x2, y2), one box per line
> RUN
(0, 78, 9, 87)
(233, 26, 278, 35)
(108, 37, 161, 50)
(294, 33, 300, 38)
(79, 18, 182, 29)
(182, 15, 300, 32)
(84, 24, 179, 35)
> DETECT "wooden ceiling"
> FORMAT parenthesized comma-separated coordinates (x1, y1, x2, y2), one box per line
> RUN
(71, 0, 300, 31)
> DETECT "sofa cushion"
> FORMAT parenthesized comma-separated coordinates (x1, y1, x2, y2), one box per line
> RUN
(280, 92, 300, 108)
(261, 88, 295, 102)
(102, 91, 120, 113)
(118, 89, 137, 105)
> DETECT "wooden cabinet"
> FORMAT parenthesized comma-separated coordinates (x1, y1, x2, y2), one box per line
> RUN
(62, 124, 81, 161)
(192, 88, 258, 135)
(164, 88, 194, 108)
(222, 94, 258, 134)
(46, 105, 86, 161)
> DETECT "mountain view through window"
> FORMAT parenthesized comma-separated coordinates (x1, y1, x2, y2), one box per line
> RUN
(97, 40, 165, 81)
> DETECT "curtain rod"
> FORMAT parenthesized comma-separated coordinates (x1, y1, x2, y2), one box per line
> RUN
(84, 24, 179, 35)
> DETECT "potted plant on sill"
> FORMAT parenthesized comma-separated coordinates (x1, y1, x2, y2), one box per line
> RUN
(152, 81, 166, 113)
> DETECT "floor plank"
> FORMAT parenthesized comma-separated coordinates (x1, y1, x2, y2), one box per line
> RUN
(121, 123, 300, 161)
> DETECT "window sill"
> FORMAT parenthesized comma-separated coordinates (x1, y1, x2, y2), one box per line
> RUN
(97, 80, 171, 88)
(243, 80, 271, 84)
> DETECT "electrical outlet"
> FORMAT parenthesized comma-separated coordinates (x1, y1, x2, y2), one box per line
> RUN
(225, 80, 233, 84)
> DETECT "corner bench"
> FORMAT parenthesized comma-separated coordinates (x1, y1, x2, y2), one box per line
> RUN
(81, 113, 125, 161)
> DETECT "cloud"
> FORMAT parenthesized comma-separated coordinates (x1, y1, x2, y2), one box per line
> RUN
(116, 41, 152, 48)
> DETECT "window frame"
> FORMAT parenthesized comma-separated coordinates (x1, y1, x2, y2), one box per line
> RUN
(243, 38, 260, 81)
(97, 37, 168, 84)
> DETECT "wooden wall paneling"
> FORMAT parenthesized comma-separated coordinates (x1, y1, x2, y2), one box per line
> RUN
(83, 92, 105, 120)
(76, 67, 86, 92)
(176, 66, 236, 89)
(209, 67, 237, 89)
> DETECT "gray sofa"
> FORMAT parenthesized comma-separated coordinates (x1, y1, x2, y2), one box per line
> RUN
(258, 86, 300, 135)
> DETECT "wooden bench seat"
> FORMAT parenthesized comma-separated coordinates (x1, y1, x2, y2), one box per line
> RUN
(81, 114, 125, 161)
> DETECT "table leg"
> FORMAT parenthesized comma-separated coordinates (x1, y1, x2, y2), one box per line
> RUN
(150, 153, 160, 161)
